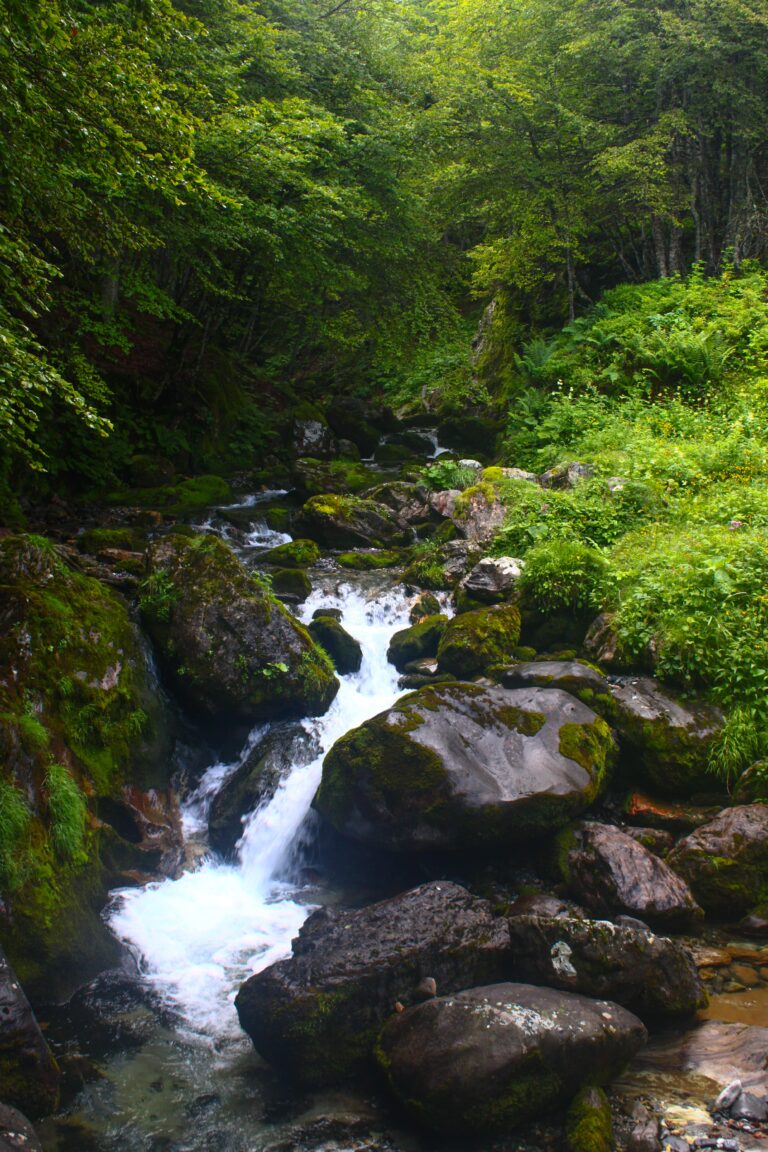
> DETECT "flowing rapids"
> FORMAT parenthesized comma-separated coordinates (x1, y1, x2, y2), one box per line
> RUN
(109, 578, 415, 1040)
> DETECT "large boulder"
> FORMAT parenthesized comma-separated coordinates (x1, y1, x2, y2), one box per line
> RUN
(0, 946, 61, 1116)
(143, 534, 338, 724)
(436, 603, 522, 677)
(386, 615, 449, 672)
(377, 983, 646, 1135)
(507, 915, 705, 1019)
(291, 458, 374, 500)
(556, 822, 702, 929)
(608, 677, 724, 795)
(315, 684, 615, 851)
(235, 882, 509, 1086)
(363, 482, 434, 527)
(295, 495, 411, 550)
(447, 482, 506, 544)
(292, 414, 337, 459)
(461, 556, 524, 604)
(261, 539, 320, 569)
(667, 804, 768, 917)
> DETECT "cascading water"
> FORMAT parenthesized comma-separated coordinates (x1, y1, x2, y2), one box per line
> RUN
(109, 578, 415, 1041)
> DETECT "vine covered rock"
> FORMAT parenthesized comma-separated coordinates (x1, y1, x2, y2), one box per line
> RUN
(143, 533, 338, 724)
(315, 684, 614, 851)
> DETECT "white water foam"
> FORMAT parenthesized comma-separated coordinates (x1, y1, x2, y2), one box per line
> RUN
(110, 581, 413, 1039)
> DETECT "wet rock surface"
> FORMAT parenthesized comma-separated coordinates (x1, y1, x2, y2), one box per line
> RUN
(501, 659, 610, 701)
(461, 556, 524, 603)
(0, 1103, 43, 1152)
(557, 821, 702, 928)
(235, 881, 509, 1087)
(308, 615, 363, 675)
(315, 684, 614, 851)
(668, 805, 768, 917)
(506, 914, 705, 1018)
(296, 495, 411, 550)
(377, 982, 647, 1134)
(0, 946, 61, 1116)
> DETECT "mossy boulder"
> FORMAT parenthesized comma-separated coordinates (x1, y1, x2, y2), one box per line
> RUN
(326, 397, 384, 457)
(409, 592, 442, 623)
(296, 494, 410, 550)
(106, 474, 232, 514)
(436, 603, 521, 678)
(0, 535, 173, 1000)
(270, 567, 312, 601)
(77, 527, 140, 554)
(292, 458, 374, 499)
(235, 882, 509, 1087)
(555, 821, 702, 929)
(376, 983, 646, 1135)
(315, 684, 615, 852)
(667, 805, 768, 917)
(362, 481, 434, 527)
(607, 677, 724, 795)
(565, 1087, 613, 1152)
(143, 533, 338, 724)
(336, 550, 402, 570)
(501, 661, 611, 709)
(0, 945, 61, 1116)
(261, 539, 320, 568)
(386, 615, 449, 672)
(506, 914, 705, 1019)
(308, 616, 363, 675)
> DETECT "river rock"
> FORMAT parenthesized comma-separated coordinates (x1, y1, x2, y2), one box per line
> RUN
(296, 495, 410, 550)
(557, 821, 702, 929)
(460, 556, 524, 604)
(235, 881, 509, 1086)
(630, 1020, 768, 1098)
(144, 534, 338, 724)
(363, 481, 434, 526)
(539, 462, 594, 489)
(508, 893, 587, 919)
(208, 726, 312, 856)
(436, 603, 522, 677)
(501, 659, 610, 704)
(377, 982, 647, 1134)
(291, 459, 373, 499)
(386, 615, 449, 671)
(292, 416, 337, 459)
(507, 915, 705, 1018)
(409, 592, 442, 623)
(308, 616, 362, 675)
(667, 804, 768, 916)
(0, 946, 61, 1116)
(261, 539, 320, 568)
(64, 968, 173, 1054)
(0, 1103, 43, 1152)
(449, 482, 506, 544)
(608, 677, 724, 795)
(439, 540, 482, 583)
(315, 684, 615, 851)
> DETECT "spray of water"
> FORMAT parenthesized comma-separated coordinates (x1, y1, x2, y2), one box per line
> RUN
(110, 581, 413, 1038)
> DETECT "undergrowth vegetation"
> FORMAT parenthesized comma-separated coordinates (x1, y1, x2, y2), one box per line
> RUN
(493, 268, 768, 784)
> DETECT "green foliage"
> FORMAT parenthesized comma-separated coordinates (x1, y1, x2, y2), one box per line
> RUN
(421, 460, 479, 491)
(139, 571, 179, 622)
(403, 540, 449, 590)
(519, 541, 613, 615)
(45, 764, 87, 862)
(0, 781, 31, 891)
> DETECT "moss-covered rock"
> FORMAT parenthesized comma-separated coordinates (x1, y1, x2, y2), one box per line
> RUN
(565, 1087, 613, 1152)
(0, 535, 173, 1000)
(261, 539, 320, 568)
(143, 533, 337, 724)
(387, 615, 449, 672)
(292, 458, 375, 499)
(410, 592, 443, 623)
(77, 527, 140, 554)
(436, 603, 521, 678)
(377, 983, 646, 1135)
(0, 945, 61, 1116)
(607, 677, 724, 795)
(667, 805, 768, 917)
(270, 567, 312, 601)
(308, 617, 363, 675)
(106, 474, 232, 514)
(296, 494, 410, 550)
(315, 684, 614, 851)
(336, 550, 402, 570)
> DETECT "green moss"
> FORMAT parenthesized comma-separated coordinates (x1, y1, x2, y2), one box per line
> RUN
(436, 604, 521, 678)
(337, 549, 402, 570)
(0, 780, 32, 891)
(265, 507, 292, 531)
(454, 481, 497, 519)
(45, 764, 87, 862)
(78, 527, 137, 553)
(262, 539, 320, 568)
(271, 568, 312, 598)
(554, 824, 579, 883)
(106, 474, 231, 513)
(497, 706, 546, 736)
(387, 615, 449, 670)
(559, 718, 615, 793)
(565, 1087, 613, 1152)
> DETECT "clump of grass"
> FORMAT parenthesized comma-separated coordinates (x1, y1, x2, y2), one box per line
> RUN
(0, 780, 31, 891)
(45, 763, 87, 861)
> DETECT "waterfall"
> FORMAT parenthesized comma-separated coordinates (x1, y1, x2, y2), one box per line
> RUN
(109, 579, 413, 1039)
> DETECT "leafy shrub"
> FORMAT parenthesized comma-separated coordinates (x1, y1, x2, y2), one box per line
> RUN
(421, 460, 479, 491)
(519, 540, 613, 615)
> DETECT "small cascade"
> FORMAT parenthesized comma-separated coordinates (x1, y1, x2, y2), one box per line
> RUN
(110, 577, 414, 1039)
